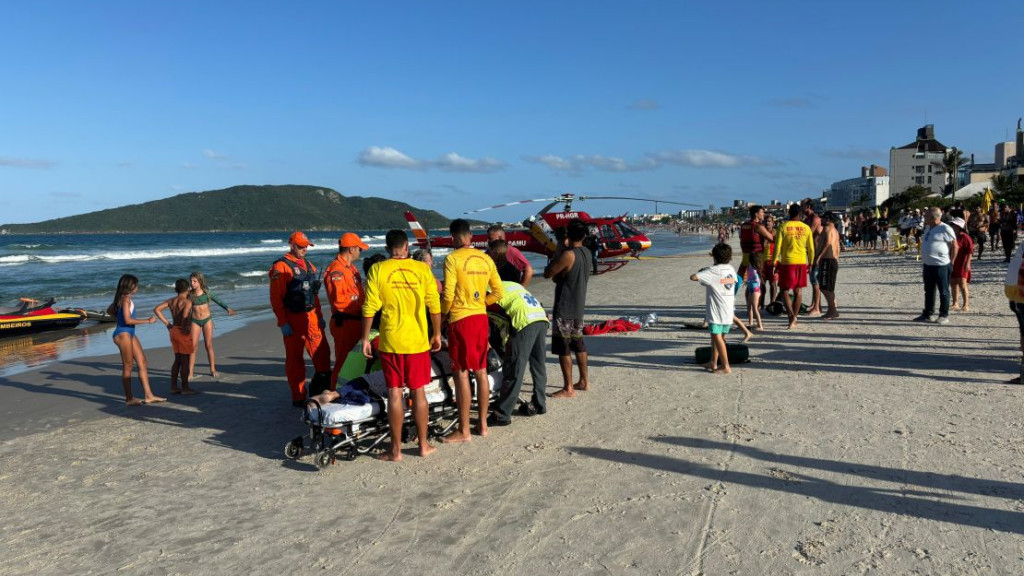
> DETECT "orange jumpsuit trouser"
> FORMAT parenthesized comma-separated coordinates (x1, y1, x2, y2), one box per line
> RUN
(282, 309, 331, 401)
(329, 317, 363, 390)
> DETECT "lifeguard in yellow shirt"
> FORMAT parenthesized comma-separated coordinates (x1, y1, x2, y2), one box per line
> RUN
(361, 229, 442, 461)
(441, 219, 504, 442)
(774, 203, 815, 329)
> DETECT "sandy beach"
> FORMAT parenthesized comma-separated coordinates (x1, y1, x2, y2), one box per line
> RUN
(2, 244, 1023, 575)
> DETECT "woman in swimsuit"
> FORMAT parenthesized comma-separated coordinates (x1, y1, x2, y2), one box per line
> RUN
(188, 271, 236, 380)
(107, 274, 164, 406)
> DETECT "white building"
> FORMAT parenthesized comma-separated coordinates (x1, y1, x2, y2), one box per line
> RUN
(828, 165, 890, 210)
(889, 124, 950, 196)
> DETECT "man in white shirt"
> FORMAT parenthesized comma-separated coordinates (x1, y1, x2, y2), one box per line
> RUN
(913, 207, 958, 325)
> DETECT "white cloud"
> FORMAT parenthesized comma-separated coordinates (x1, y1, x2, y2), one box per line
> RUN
(525, 149, 775, 173)
(357, 146, 507, 173)
(0, 156, 56, 169)
(358, 146, 424, 170)
(203, 148, 227, 160)
(180, 162, 199, 169)
(435, 152, 507, 173)
(652, 149, 775, 168)
(522, 154, 657, 173)
(628, 99, 661, 111)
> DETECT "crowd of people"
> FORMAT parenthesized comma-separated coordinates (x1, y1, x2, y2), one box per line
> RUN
(267, 219, 591, 461)
(692, 196, 1024, 383)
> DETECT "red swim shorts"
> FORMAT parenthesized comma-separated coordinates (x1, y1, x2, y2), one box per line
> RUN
(447, 314, 489, 372)
(379, 351, 431, 390)
(170, 326, 195, 355)
(777, 264, 808, 290)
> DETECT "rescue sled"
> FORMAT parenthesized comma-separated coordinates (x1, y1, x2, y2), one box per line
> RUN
(0, 298, 86, 338)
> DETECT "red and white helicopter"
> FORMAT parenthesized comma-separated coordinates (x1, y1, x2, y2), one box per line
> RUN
(404, 194, 697, 268)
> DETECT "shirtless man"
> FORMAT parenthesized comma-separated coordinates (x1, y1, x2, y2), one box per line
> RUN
(815, 213, 842, 320)
(967, 209, 988, 259)
(802, 199, 824, 316)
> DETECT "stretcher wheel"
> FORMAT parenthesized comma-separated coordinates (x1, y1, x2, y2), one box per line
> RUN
(315, 450, 334, 470)
(284, 437, 303, 460)
(344, 448, 358, 461)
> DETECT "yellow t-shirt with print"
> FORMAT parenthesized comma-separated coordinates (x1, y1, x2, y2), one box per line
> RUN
(775, 219, 814, 265)
(362, 258, 440, 354)
(441, 247, 504, 323)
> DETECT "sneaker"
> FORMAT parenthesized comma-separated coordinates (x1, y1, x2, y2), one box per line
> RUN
(935, 316, 950, 325)
(912, 314, 934, 323)
(486, 414, 512, 427)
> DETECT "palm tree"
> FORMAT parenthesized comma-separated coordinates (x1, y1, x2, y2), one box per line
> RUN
(941, 147, 966, 199)
(991, 173, 1015, 195)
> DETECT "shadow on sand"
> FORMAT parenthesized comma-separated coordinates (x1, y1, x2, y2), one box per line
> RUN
(570, 436, 1024, 534)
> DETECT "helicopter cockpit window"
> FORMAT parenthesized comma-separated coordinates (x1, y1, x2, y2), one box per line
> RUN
(600, 225, 616, 239)
(616, 221, 641, 238)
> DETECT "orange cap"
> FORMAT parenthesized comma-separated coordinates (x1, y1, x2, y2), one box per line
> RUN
(289, 231, 313, 248)
(340, 232, 369, 250)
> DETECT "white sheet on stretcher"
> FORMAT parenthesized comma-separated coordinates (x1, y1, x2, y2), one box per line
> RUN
(305, 363, 462, 427)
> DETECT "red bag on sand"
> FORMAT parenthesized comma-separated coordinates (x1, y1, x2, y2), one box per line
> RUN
(583, 318, 642, 335)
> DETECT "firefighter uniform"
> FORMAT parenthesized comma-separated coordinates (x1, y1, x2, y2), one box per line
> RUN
(269, 237, 331, 403)
(324, 233, 369, 389)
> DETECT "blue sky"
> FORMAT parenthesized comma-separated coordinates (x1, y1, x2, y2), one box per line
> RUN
(2, 1, 1023, 225)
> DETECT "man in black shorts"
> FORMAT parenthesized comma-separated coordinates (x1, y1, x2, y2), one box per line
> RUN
(815, 212, 842, 319)
(544, 218, 592, 398)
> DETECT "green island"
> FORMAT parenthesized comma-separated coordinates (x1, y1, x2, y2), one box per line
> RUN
(0, 185, 460, 233)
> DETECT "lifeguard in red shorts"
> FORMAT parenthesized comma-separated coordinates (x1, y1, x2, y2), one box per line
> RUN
(325, 232, 368, 390)
(270, 231, 331, 406)
(361, 229, 441, 461)
(441, 218, 504, 443)
(773, 204, 815, 330)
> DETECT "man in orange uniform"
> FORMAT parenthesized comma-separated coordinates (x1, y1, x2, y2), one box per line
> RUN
(269, 231, 331, 406)
(361, 229, 442, 461)
(441, 219, 505, 443)
(325, 232, 369, 390)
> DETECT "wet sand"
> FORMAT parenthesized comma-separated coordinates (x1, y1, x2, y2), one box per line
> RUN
(2, 246, 1023, 575)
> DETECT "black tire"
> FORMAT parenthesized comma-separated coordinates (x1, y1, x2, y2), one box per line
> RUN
(344, 448, 358, 461)
(284, 439, 303, 460)
(315, 450, 333, 470)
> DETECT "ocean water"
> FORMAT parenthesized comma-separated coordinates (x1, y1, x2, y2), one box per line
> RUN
(0, 229, 711, 376)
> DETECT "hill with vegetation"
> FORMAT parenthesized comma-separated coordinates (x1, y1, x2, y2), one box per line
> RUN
(1, 185, 462, 233)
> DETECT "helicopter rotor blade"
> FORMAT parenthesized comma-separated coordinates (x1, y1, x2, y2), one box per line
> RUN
(578, 195, 702, 207)
(462, 197, 562, 215)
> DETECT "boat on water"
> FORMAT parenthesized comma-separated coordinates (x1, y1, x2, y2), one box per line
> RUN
(0, 298, 102, 338)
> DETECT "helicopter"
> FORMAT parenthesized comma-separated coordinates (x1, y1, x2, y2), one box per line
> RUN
(404, 193, 699, 266)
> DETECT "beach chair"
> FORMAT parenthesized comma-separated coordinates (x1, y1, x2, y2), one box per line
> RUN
(891, 235, 909, 255)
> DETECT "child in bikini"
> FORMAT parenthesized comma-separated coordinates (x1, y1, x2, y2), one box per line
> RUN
(187, 271, 236, 380)
(154, 279, 198, 394)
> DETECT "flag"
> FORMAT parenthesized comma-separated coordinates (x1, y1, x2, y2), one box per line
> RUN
(981, 187, 994, 213)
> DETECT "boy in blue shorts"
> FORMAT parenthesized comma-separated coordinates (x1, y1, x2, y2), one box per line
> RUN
(691, 243, 738, 374)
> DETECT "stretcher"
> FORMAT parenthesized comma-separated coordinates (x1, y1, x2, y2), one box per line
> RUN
(284, 349, 502, 469)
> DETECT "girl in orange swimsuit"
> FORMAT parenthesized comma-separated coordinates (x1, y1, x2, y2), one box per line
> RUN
(188, 271, 236, 380)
